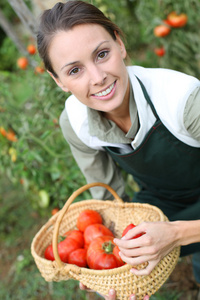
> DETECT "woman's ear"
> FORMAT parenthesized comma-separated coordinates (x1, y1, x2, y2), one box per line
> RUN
(114, 31, 127, 60)
(47, 71, 70, 92)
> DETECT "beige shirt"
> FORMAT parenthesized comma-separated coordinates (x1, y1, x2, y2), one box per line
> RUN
(60, 86, 200, 200)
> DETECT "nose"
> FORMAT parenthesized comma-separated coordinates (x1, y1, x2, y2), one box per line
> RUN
(88, 64, 107, 86)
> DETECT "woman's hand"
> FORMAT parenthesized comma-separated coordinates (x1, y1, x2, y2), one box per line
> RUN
(79, 282, 149, 299)
(114, 221, 179, 276)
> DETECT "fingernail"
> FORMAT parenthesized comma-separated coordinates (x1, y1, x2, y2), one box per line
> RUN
(130, 295, 136, 300)
(109, 288, 115, 296)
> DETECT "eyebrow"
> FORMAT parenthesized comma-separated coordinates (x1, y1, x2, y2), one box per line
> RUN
(60, 40, 110, 71)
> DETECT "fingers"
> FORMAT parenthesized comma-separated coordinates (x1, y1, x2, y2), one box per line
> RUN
(79, 282, 85, 290)
(79, 282, 150, 300)
(79, 282, 95, 292)
(79, 283, 116, 299)
(114, 237, 144, 249)
(119, 251, 149, 266)
(122, 223, 147, 240)
(105, 288, 116, 300)
(130, 260, 159, 276)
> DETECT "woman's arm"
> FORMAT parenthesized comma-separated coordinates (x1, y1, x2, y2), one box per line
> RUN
(184, 86, 200, 141)
(176, 219, 200, 246)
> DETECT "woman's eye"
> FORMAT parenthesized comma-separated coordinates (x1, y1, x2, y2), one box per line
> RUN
(97, 50, 109, 60)
(69, 67, 80, 75)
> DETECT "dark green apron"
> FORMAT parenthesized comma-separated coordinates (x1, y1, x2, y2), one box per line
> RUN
(105, 77, 200, 256)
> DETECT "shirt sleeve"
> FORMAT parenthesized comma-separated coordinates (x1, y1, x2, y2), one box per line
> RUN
(184, 87, 200, 142)
(59, 109, 128, 201)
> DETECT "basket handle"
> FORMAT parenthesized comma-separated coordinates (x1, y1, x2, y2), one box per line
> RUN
(52, 182, 123, 268)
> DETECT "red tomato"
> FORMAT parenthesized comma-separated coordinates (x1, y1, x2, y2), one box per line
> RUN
(167, 11, 188, 28)
(122, 223, 144, 239)
(163, 19, 172, 26)
(35, 66, 45, 74)
(87, 236, 125, 270)
(122, 223, 136, 237)
(44, 238, 80, 263)
(154, 46, 165, 57)
(154, 24, 171, 37)
(84, 223, 114, 246)
(27, 44, 37, 55)
(68, 248, 87, 267)
(17, 57, 28, 69)
(51, 207, 59, 215)
(6, 130, 17, 142)
(0, 127, 7, 137)
(77, 209, 102, 232)
(63, 229, 84, 248)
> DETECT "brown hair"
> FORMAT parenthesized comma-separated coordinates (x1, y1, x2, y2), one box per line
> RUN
(37, 0, 124, 77)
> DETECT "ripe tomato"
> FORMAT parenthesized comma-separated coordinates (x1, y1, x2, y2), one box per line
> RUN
(154, 24, 171, 37)
(51, 207, 59, 215)
(44, 237, 80, 263)
(122, 223, 144, 239)
(35, 66, 45, 74)
(167, 11, 188, 28)
(17, 57, 28, 69)
(0, 127, 7, 137)
(154, 46, 165, 57)
(77, 209, 102, 232)
(27, 44, 37, 55)
(84, 223, 114, 246)
(63, 229, 84, 248)
(68, 248, 87, 267)
(87, 236, 125, 270)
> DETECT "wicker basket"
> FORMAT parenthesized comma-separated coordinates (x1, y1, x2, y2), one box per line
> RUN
(31, 182, 180, 300)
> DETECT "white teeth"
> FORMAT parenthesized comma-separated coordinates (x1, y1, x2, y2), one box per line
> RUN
(94, 82, 114, 97)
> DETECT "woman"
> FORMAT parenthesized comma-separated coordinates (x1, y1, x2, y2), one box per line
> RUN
(37, 1, 200, 299)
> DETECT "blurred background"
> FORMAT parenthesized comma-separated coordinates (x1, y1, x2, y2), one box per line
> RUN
(0, 0, 200, 299)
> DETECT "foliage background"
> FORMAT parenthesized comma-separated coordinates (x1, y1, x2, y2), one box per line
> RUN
(0, 0, 200, 299)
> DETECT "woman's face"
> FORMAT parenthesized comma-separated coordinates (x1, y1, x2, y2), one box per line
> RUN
(48, 23, 129, 115)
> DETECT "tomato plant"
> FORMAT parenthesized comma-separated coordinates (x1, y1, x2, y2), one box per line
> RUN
(167, 11, 188, 28)
(44, 238, 80, 263)
(63, 229, 84, 248)
(77, 209, 102, 232)
(154, 24, 171, 37)
(87, 236, 124, 270)
(68, 248, 87, 267)
(84, 223, 114, 246)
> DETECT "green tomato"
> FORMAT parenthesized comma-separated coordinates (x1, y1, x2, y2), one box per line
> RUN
(38, 190, 50, 208)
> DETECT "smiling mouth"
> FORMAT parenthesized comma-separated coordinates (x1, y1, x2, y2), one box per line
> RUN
(93, 81, 115, 97)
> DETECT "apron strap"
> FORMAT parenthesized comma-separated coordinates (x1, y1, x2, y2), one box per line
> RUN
(136, 76, 160, 120)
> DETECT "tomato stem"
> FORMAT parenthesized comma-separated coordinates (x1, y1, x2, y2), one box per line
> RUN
(103, 241, 114, 253)
(58, 235, 66, 242)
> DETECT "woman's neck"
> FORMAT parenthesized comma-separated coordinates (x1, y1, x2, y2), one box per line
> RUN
(103, 83, 131, 134)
